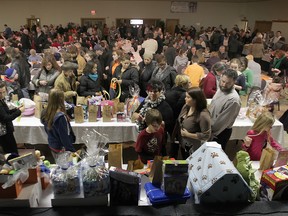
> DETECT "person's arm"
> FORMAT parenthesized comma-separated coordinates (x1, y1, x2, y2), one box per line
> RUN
(205, 76, 217, 97)
(245, 70, 254, 89)
(55, 115, 76, 152)
(211, 100, 240, 136)
(46, 70, 60, 86)
(269, 134, 283, 151)
(0, 105, 21, 122)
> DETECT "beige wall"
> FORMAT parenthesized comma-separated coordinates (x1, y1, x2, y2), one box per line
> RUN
(0, 0, 286, 32)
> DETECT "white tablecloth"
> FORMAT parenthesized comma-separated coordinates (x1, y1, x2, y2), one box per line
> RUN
(13, 117, 138, 144)
(230, 117, 284, 145)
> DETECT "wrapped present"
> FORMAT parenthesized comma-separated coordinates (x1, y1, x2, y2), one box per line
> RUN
(187, 142, 252, 204)
(81, 128, 110, 198)
(145, 182, 191, 205)
(260, 165, 288, 200)
(51, 152, 80, 196)
(126, 84, 141, 118)
(109, 166, 141, 206)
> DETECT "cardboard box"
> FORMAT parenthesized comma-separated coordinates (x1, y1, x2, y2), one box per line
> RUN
(24, 167, 40, 184)
(260, 165, 288, 200)
(40, 175, 50, 190)
(0, 179, 23, 199)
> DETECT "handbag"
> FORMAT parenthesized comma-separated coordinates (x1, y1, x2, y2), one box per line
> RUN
(0, 122, 7, 136)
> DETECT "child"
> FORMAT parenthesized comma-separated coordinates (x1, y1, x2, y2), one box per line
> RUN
(242, 112, 283, 161)
(135, 109, 165, 164)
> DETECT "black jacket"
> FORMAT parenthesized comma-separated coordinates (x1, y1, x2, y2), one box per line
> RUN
(165, 86, 186, 120)
(78, 74, 102, 97)
(0, 99, 21, 134)
(138, 60, 156, 97)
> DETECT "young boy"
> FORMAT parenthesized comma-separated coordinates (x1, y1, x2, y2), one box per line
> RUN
(135, 109, 165, 164)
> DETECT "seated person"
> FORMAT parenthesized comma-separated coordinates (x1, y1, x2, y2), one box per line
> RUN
(135, 109, 165, 164)
(3, 68, 24, 99)
(78, 61, 102, 97)
(28, 49, 42, 67)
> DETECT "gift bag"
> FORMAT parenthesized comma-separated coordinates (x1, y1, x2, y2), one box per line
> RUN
(74, 105, 84, 123)
(149, 156, 169, 186)
(88, 105, 98, 122)
(259, 148, 275, 170)
(108, 144, 123, 168)
(117, 102, 125, 113)
(34, 94, 44, 118)
(76, 95, 87, 105)
(127, 159, 144, 171)
(102, 105, 112, 122)
(112, 98, 120, 115)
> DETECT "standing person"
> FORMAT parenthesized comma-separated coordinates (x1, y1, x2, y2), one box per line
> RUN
(138, 52, 156, 98)
(242, 112, 282, 161)
(20, 29, 32, 56)
(53, 61, 78, 104)
(151, 54, 176, 91)
(112, 54, 139, 102)
(3, 68, 23, 99)
(209, 69, 241, 150)
(0, 81, 25, 155)
(173, 48, 188, 74)
(32, 54, 61, 94)
(230, 58, 246, 95)
(34, 26, 48, 53)
(202, 61, 227, 99)
(184, 55, 205, 88)
(41, 89, 76, 157)
(135, 109, 165, 164)
(177, 88, 211, 159)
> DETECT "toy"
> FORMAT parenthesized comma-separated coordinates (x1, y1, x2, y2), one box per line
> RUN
(235, 150, 260, 201)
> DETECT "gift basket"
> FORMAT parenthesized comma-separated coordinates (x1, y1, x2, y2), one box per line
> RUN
(81, 129, 110, 198)
(51, 152, 81, 195)
(126, 84, 141, 118)
(246, 89, 273, 122)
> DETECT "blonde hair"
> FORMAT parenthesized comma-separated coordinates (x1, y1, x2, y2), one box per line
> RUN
(175, 74, 190, 89)
(252, 112, 275, 134)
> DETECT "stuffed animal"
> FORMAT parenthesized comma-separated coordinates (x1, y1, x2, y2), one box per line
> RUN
(235, 150, 260, 201)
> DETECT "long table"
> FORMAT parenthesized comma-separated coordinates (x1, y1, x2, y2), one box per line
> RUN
(13, 114, 285, 146)
(13, 117, 139, 144)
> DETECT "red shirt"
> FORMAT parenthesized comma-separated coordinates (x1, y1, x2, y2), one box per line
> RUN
(135, 127, 164, 163)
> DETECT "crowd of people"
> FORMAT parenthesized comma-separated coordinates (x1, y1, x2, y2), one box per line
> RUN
(0, 21, 287, 162)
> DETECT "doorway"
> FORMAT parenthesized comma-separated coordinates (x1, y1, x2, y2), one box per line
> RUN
(81, 18, 106, 29)
(27, 18, 41, 29)
(166, 19, 179, 35)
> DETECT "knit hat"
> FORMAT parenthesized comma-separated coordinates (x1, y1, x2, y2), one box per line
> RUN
(5, 68, 17, 79)
(61, 61, 78, 71)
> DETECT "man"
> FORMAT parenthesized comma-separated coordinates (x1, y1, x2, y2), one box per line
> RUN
(218, 45, 229, 61)
(20, 29, 31, 56)
(184, 55, 205, 88)
(3, 24, 13, 39)
(209, 69, 241, 151)
(54, 61, 78, 104)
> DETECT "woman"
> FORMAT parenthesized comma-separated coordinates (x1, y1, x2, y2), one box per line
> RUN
(41, 89, 76, 157)
(112, 54, 139, 102)
(32, 54, 61, 94)
(173, 49, 188, 74)
(0, 81, 25, 155)
(177, 88, 211, 159)
(132, 79, 174, 136)
(271, 49, 288, 77)
(230, 58, 246, 95)
(202, 61, 227, 98)
(151, 54, 177, 92)
(138, 52, 156, 98)
(78, 61, 102, 97)
(250, 37, 264, 64)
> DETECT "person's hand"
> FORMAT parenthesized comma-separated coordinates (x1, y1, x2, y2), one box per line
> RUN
(137, 114, 144, 122)
(95, 91, 102, 96)
(116, 79, 122, 84)
(105, 66, 109, 70)
(39, 80, 47, 86)
(103, 74, 107, 79)
(18, 105, 25, 113)
(181, 128, 189, 137)
(243, 136, 252, 147)
(73, 91, 77, 96)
